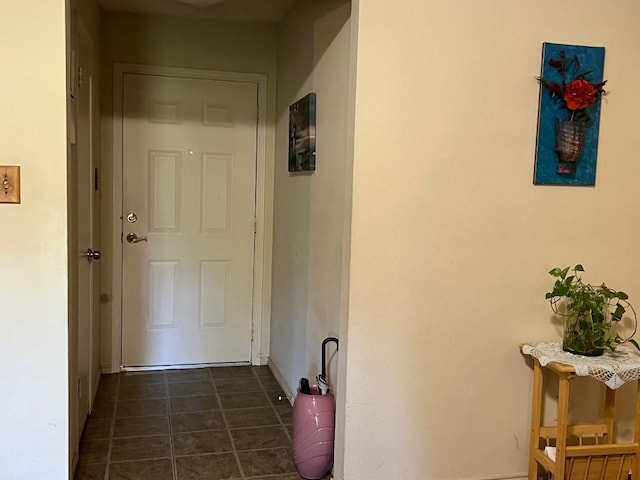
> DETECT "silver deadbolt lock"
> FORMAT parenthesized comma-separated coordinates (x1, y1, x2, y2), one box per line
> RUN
(126, 212, 138, 223)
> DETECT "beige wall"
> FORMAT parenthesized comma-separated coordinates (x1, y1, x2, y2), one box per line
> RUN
(99, 13, 278, 369)
(0, 1, 69, 477)
(270, 0, 352, 398)
(342, 1, 640, 478)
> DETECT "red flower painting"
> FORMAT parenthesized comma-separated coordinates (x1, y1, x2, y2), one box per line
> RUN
(564, 79, 597, 110)
(538, 50, 607, 123)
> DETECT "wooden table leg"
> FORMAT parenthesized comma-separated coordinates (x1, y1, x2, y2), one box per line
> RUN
(555, 371, 571, 480)
(604, 386, 615, 443)
(529, 359, 544, 480)
(632, 380, 640, 480)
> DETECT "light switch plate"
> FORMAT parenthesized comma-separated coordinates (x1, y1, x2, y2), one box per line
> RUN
(0, 166, 20, 204)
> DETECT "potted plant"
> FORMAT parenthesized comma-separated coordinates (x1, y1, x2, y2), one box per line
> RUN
(546, 264, 639, 356)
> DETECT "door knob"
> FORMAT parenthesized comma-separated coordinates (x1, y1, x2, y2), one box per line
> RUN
(126, 232, 148, 244)
(85, 249, 101, 261)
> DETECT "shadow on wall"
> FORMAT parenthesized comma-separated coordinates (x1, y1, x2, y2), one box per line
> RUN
(270, 0, 351, 399)
(276, 0, 350, 112)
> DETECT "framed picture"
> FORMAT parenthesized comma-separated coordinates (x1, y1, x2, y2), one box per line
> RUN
(288, 93, 316, 172)
(534, 43, 606, 186)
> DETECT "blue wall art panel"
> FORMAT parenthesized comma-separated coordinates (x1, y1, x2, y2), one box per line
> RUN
(534, 43, 606, 186)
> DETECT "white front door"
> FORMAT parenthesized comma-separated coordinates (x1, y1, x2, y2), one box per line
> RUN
(121, 73, 257, 367)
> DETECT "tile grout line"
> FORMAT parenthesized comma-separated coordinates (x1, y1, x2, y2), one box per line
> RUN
(165, 371, 179, 480)
(211, 368, 247, 480)
(171, 444, 293, 458)
(255, 370, 299, 477)
(257, 373, 293, 444)
(108, 456, 172, 464)
(103, 373, 121, 480)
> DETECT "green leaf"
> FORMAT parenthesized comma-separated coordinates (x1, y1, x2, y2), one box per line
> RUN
(618, 291, 629, 300)
(600, 289, 615, 299)
(574, 264, 584, 272)
(549, 267, 563, 277)
(613, 304, 626, 320)
(553, 285, 570, 296)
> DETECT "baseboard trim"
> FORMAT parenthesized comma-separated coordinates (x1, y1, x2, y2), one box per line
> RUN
(268, 358, 294, 406)
(459, 474, 526, 480)
(101, 364, 116, 374)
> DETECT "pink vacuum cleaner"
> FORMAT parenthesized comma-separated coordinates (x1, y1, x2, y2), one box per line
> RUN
(292, 337, 339, 479)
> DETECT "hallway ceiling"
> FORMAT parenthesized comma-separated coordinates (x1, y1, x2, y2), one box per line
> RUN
(98, 0, 297, 23)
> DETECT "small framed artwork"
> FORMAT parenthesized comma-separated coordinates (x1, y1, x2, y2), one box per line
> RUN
(288, 93, 316, 172)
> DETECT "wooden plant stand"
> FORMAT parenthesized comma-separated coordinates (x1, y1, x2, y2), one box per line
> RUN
(525, 348, 640, 480)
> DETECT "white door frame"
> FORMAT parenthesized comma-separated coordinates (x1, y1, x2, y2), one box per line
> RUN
(110, 63, 272, 371)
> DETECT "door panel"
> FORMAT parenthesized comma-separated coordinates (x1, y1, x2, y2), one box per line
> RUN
(76, 22, 97, 434)
(122, 74, 257, 367)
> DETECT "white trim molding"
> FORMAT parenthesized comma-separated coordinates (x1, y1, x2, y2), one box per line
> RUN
(110, 63, 273, 371)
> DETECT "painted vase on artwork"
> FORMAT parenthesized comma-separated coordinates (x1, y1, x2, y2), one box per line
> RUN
(555, 120, 586, 175)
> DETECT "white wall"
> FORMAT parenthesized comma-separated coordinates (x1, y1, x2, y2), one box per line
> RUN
(270, 0, 351, 398)
(342, 1, 640, 479)
(99, 13, 278, 369)
(0, 1, 69, 478)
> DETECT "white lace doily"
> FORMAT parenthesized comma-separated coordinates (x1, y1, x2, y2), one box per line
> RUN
(522, 342, 640, 389)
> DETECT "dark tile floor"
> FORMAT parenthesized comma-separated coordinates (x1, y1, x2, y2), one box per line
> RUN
(75, 366, 329, 480)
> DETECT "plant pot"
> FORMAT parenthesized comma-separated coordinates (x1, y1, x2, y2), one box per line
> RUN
(562, 312, 610, 357)
(555, 120, 586, 175)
